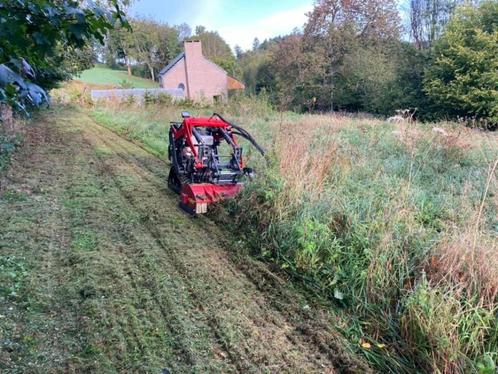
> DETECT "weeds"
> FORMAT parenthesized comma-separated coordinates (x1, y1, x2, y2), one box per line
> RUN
(0, 132, 22, 174)
(229, 115, 498, 372)
(0, 256, 28, 299)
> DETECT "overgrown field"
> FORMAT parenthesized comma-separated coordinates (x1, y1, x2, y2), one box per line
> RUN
(57, 85, 498, 372)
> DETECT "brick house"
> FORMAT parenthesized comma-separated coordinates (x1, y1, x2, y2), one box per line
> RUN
(158, 40, 245, 102)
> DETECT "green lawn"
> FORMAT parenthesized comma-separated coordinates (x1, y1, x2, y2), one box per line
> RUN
(76, 65, 159, 88)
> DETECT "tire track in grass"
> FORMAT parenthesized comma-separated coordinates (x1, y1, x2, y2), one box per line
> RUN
(18, 113, 220, 372)
(71, 133, 231, 371)
(89, 149, 281, 373)
(81, 132, 245, 373)
(57, 131, 171, 371)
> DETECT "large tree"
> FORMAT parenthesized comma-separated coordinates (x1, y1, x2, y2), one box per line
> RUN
(269, 0, 402, 112)
(0, 0, 126, 112)
(410, 0, 465, 49)
(128, 19, 180, 81)
(105, 18, 181, 81)
(424, 0, 498, 127)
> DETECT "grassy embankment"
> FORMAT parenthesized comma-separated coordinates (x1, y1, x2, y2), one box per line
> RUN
(76, 65, 159, 89)
(55, 82, 498, 372)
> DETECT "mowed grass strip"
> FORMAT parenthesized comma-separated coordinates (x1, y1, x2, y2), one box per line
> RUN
(0, 108, 222, 372)
(81, 109, 368, 372)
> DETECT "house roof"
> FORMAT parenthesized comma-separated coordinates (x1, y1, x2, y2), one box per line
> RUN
(227, 76, 245, 90)
(158, 52, 185, 77)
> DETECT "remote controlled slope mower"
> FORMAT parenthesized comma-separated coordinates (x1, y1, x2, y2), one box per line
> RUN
(168, 112, 265, 214)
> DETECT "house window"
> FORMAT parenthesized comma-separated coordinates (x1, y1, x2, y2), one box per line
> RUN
(178, 83, 185, 92)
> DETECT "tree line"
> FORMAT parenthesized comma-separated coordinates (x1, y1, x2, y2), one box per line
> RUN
(239, 0, 497, 127)
(1, 0, 496, 128)
(102, 0, 496, 127)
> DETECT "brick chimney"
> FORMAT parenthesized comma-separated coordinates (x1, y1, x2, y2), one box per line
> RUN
(184, 40, 203, 60)
(184, 40, 203, 99)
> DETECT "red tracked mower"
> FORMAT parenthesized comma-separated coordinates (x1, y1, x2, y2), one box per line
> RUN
(168, 112, 265, 214)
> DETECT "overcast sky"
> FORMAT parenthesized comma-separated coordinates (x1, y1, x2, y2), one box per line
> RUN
(129, 0, 314, 51)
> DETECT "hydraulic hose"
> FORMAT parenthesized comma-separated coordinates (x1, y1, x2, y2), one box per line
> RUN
(212, 113, 266, 156)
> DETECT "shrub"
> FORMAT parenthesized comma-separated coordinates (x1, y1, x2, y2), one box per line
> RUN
(118, 80, 134, 89)
(424, 1, 498, 128)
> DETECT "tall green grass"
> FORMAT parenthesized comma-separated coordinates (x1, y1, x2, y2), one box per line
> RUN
(77, 91, 498, 372)
(228, 114, 498, 372)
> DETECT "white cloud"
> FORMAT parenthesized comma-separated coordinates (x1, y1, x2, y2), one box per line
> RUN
(214, 4, 313, 50)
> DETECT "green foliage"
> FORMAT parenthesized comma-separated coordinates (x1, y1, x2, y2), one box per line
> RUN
(59, 44, 97, 77)
(239, 0, 408, 114)
(105, 19, 182, 81)
(238, 47, 273, 95)
(424, 1, 498, 127)
(238, 0, 494, 123)
(385, 43, 431, 119)
(0, 0, 125, 66)
(335, 44, 398, 113)
(401, 279, 498, 371)
(0, 0, 127, 113)
(0, 132, 21, 173)
(223, 118, 497, 371)
(0, 256, 28, 300)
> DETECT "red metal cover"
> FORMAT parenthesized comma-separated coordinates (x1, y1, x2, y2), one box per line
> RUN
(181, 183, 242, 206)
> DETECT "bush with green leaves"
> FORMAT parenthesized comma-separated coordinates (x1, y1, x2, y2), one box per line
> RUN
(0, 0, 127, 115)
(424, 1, 498, 128)
(0, 132, 21, 173)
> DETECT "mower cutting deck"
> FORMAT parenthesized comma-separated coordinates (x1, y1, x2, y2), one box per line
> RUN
(168, 112, 264, 214)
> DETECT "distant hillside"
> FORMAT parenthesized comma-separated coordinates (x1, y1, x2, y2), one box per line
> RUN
(76, 65, 159, 88)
